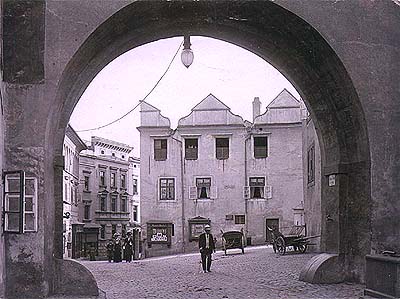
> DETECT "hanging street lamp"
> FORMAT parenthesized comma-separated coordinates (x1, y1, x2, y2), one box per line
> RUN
(181, 35, 194, 68)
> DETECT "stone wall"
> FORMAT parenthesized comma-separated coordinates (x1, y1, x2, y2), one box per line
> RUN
(302, 118, 322, 252)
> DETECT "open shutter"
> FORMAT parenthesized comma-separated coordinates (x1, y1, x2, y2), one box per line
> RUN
(210, 186, 218, 199)
(189, 186, 197, 200)
(3, 171, 25, 233)
(266, 186, 272, 199)
(243, 186, 250, 199)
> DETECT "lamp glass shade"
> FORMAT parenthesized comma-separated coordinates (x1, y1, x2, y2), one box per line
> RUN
(181, 48, 194, 68)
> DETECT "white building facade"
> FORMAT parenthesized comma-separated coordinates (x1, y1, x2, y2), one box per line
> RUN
(76, 136, 141, 259)
(138, 90, 305, 257)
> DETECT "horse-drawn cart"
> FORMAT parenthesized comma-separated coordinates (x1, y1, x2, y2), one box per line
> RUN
(221, 230, 245, 255)
(267, 225, 319, 255)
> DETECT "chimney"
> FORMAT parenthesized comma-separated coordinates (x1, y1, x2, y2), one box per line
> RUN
(252, 97, 261, 121)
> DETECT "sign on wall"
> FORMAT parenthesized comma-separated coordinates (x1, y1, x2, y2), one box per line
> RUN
(147, 222, 173, 247)
(188, 216, 210, 241)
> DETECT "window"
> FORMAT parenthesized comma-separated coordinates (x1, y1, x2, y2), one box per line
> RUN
(250, 177, 265, 199)
(133, 178, 138, 195)
(84, 205, 90, 220)
(3, 173, 39, 233)
(120, 196, 127, 212)
(122, 154, 125, 159)
(307, 144, 315, 184)
(112, 152, 115, 157)
(216, 138, 229, 160)
(111, 195, 117, 212)
(159, 178, 175, 200)
(196, 178, 211, 199)
(100, 194, 107, 211)
(101, 150, 105, 154)
(110, 172, 116, 188)
(254, 136, 268, 158)
(121, 174, 126, 189)
(235, 215, 246, 224)
(133, 205, 138, 222)
(154, 139, 167, 161)
(185, 138, 198, 160)
(99, 170, 106, 186)
(84, 175, 90, 191)
(24, 177, 37, 232)
(100, 225, 106, 239)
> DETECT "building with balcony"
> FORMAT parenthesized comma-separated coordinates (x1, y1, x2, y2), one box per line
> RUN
(138, 90, 306, 257)
(76, 136, 140, 259)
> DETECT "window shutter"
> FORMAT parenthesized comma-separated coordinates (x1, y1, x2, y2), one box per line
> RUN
(3, 171, 25, 233)
(210, 186, 218, 199)
(243, 186, 250, 199)
(266, 186, 272, 199)
(189, 186, 197, 199)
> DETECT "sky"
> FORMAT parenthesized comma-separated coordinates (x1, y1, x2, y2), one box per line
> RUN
(69, 36, 300, 157)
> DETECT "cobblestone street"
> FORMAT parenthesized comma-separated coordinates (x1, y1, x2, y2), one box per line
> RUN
(81, 246, 370, 299)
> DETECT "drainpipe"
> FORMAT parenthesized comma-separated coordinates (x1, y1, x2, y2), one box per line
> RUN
(169, 130, 186, 253)
(244, 133, 250, 243)
(244, 122, 255, 245)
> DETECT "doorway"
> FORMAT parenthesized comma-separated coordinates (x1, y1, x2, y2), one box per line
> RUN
(265, 218, 280, 243)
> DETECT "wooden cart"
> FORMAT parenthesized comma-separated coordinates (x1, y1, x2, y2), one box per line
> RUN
(221, 230, 245, 255)
(267, 225, 319, 255)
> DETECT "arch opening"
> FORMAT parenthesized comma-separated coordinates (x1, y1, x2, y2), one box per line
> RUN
(48, 0, 370, 289)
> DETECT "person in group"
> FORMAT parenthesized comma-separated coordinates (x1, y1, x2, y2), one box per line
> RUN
(123, 231, 134, 262)
(198, 224, 215, 273)
(113, 233, 122, 263)
(106, 239, 114, 262)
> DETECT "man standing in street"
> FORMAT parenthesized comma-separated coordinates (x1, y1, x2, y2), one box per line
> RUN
(198, 224, 215, 273)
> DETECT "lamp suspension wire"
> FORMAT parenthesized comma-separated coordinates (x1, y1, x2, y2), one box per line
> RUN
(76, 40, 184, 133)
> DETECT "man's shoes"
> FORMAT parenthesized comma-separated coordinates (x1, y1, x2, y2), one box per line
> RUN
(207, 270, 211, 272)
(203, 270, 207, 273)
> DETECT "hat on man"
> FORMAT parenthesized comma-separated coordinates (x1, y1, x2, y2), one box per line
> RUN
(204, 224, 211, 231)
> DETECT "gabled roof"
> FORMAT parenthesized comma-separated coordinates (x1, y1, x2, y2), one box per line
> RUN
(140, 101, 160, 112)
(267, 89, 300, 108)
(191, 94, 231, 111)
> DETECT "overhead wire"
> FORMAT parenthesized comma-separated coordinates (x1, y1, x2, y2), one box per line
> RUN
(76, 40, 184, 133)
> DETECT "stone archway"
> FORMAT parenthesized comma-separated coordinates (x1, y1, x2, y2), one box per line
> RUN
(3, 1, 378, 298)
(50, 0, 370, 283)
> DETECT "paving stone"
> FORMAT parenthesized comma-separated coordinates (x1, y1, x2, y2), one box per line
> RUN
(81, 246, 373, 299)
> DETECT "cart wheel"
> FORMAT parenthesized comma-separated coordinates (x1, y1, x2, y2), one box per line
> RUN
(276, 236, 286, 255)
(297, 244, 307, 253)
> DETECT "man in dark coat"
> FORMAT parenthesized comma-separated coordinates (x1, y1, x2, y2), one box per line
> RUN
(198, 224, 215, 273)
(113, 233, 122, 263)
(123, 231, 134, 262)
(105, 239, 114, 262)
